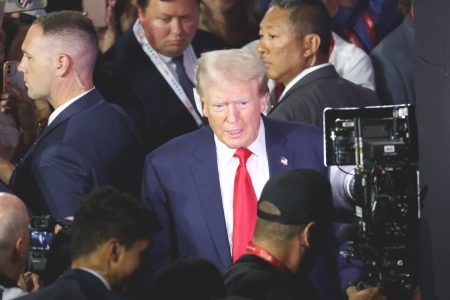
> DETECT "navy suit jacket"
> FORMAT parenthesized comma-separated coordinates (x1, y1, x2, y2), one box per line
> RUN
(9, 89, 144, 219)
(18, 269, 127, 300)
(142, 117, 349, 299)
(94, 28, 224, 153)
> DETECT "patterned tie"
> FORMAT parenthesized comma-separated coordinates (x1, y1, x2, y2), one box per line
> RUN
(232, 147, 257, 263)
(172, 55, 195, 108)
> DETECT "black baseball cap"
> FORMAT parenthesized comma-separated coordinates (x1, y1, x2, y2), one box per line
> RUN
(257, 169, 333, 225)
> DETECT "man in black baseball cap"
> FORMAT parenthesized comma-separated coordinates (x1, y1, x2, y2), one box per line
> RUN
(223, 169, 385, 300)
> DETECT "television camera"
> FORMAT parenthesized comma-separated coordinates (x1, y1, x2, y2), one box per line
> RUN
(324, 105, 420, 299)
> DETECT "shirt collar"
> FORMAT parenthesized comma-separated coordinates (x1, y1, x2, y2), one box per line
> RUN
(79, 268, 111, 290)
(280, 63, 331, 101)
(47, 88, 94, 126)
(214, 117, 266, 167)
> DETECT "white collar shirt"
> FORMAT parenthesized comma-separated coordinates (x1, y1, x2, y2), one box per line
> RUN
(214, 119, 270, 252)
(159, 51, 196, 84)
(47, 88, 94, 126)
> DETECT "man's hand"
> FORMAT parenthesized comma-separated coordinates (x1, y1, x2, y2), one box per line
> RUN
(347, 286, 387, 300)
(0, 155, 15, 185)
(18, 271, 41, 293)
(1, 85, 37, 131)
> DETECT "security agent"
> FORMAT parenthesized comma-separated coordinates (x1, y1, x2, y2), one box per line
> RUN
(224, 169, 386, 300)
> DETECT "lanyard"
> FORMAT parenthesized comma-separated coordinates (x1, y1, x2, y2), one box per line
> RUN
(246, 242, 289, 273)
(133, 21, 203, 127)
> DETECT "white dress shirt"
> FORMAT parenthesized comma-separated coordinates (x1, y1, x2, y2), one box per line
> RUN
(215, 119, 270, 252)
(47, 88, 94, 126)
(158, 51, 196, 85)
(330, 32, 375, 90)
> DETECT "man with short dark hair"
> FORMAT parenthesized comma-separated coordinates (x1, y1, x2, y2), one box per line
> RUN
(224, 169, 385, 300)
(0, 11, 144, 219)
(259, 0, 379, 128)
(95, 0, 224, 152)
(19, 187, 160, 300)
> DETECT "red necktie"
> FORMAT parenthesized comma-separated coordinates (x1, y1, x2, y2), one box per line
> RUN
(232, 148, 257, 263)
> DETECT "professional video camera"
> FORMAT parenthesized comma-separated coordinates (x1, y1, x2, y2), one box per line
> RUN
(28, 215, 72, 284)
(324, 105, 419, 299)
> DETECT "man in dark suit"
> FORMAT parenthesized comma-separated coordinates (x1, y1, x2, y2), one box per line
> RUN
(18, 187, 160, 300)
(0, 11, 144, 219)
(94, 0, 224, 153)
(142, 48, 353, 299)
(259, 0, 379, 128)
(370, 0, 414, 105)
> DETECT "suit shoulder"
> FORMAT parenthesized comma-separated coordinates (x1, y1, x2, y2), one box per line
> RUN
(95, 29, 146, 74)
(266, 117, 322, 137)
(192, 30, 225, 56)
(147, 127, 209, 159)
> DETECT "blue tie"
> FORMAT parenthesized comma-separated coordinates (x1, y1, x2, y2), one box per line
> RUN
(172, 55, 195, 108)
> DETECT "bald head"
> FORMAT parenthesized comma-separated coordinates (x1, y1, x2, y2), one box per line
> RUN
(0, 193, 29, 251)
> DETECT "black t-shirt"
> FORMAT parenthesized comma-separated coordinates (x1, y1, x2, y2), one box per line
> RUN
(224, 254, 319, 300)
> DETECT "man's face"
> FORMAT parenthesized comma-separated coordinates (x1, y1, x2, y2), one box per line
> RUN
(202, 79, 267, 149)
(257, 7, 308, 86)
(138, 0, 200, 57)
(18, 24, 54, 101)
(113, 239, 150, 287)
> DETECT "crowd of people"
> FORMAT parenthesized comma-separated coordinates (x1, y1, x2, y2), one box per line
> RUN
(0, 0, 415, 299)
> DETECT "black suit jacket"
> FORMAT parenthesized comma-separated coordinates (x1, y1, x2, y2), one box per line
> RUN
(269, 65, 379, 128)
(94, 28, 223, 152)
(17, 269, 127, 300)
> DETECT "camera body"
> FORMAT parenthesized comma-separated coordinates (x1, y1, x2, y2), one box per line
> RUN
(28, 215, 72, 273)
(324, 105, 419, 298)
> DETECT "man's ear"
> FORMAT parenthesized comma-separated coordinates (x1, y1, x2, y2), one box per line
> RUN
(260, 92, 269, 113)
(303, 34, 321, 58)
(14, 236, 26, 258)
(137, 7, 145, 21)
(193, 88, 205, 117)
(299, 221, 317, 249)
(55, 54, 71, 75)
(106, 239, 121, 263)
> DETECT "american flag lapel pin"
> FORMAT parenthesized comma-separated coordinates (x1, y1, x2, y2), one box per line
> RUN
(280, 156, 288, 166)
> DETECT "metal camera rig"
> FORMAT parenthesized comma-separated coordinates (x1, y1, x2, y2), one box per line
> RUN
(324, 105, 420, 299)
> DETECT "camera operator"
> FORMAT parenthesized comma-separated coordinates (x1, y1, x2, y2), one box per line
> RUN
(224, 169, 386, 300)
(0, 192, 35, 299)
(19, 187, 160, 300)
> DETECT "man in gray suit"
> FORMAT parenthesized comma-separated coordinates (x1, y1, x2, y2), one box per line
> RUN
(259, 0, 379, 128)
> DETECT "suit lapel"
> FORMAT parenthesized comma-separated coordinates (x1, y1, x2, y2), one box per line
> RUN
(189, 128, 231, 268)
(263, 117, 296, 176)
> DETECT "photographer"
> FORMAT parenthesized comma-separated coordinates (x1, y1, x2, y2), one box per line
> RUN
(0, 192, 35, 299)
(19, 187, 160, 300)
